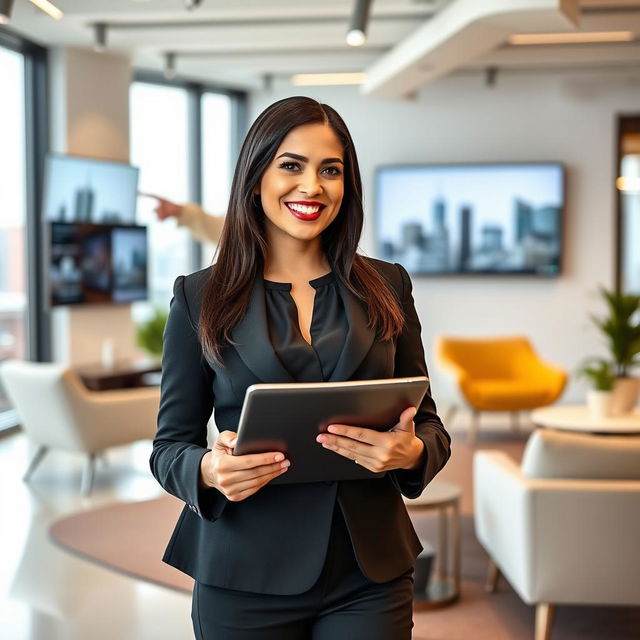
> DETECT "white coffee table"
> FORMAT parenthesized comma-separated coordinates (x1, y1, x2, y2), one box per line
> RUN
(531, 405, 640, 435)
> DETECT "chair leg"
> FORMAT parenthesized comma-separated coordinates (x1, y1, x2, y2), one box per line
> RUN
(81, 453, 97, 496)
(444, 403, 458, 431)
(535, 603, 556, 640)
(468, 410, 480, 447)
(485, 556, 500, 592)
(23, 445, 49, 482)
(510, 411, 520, 432)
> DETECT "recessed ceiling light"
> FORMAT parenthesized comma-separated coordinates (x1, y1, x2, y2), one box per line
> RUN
(509, 31, 635, 45)
(29, 0, 63, 20)
(292, 73, 366, 86)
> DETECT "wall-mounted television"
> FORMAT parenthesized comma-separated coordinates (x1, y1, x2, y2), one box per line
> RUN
(42, 153, 139, 225)
(48, 222, 148, 307)
(375, 162, 565, 276)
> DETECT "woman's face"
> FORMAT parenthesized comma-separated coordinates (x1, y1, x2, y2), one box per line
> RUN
(254, 122, 345, 246)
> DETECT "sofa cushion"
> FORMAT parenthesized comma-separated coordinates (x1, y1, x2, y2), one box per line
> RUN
(521, 428, 640, 480)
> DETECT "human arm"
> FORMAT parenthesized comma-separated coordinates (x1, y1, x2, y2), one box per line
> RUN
(176, 202, 225, 244)
(149, 276, 289, 521)
(314, 262, 451, 498)
(386, 262, 451, 497)
(139, 192, 225, 244)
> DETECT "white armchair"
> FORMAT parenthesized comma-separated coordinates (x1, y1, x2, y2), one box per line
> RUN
(473, 428, 640, 640)
(0, 359, 160, 496)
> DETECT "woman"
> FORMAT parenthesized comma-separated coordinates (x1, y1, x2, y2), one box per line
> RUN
(150, 96, 451, 639)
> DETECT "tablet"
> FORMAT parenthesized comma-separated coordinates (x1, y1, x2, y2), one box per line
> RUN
(233, 376, 429, 484)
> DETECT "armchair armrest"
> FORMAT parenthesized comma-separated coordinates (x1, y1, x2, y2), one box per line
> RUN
(474, 451, 640, 606)
(67, 379, 161, 451)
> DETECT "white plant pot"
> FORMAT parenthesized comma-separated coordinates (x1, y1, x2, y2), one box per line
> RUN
(610, 377, 640, 415)
(586, 390, 614, 420)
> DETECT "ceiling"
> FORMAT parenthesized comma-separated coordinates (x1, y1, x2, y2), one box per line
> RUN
(5, 0, 640, 95)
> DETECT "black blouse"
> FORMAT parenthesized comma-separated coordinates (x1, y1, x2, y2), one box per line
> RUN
(263, 270, 348, 383)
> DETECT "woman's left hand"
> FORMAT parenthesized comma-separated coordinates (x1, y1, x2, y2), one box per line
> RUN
(315, 406, 425, 473)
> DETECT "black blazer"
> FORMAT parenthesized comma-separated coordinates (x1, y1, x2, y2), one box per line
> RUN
(150, 256, 451, 596)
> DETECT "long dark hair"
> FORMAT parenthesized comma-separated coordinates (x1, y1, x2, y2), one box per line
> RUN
(199, 96, 404, 367)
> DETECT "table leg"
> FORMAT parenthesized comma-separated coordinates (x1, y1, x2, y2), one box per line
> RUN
(438, 505, 449, 580)
(452, 499, 461, 593)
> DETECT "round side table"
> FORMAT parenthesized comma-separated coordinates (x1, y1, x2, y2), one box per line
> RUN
(531, 405, 640, 435)
(403, 480, 462, 609)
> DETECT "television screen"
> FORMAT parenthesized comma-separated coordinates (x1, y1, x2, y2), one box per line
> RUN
(49, 222, 148, 306)
(42, 154, 139, 225)
(375, 163, 564, 276)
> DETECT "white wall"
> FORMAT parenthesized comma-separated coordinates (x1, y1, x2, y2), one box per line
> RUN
(249, 70, 640, 406)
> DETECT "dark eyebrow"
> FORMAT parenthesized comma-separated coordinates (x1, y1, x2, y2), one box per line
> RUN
(276, 152, 344, 165)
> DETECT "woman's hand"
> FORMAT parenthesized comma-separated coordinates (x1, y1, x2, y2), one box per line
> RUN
(200, 430, 290, 502)
(315, 406, 425, 473)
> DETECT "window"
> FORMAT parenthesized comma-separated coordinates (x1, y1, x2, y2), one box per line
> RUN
(201, 92, 233, 216)
(130, 82, 192, 312)
(0, 31, 47, 431)
(130, 78, 243, 319)
(616, 116, 640, 295)
(0, 46, 27, 414)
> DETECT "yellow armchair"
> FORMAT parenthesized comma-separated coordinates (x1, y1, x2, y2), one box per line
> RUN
(436, 335, 567, 445)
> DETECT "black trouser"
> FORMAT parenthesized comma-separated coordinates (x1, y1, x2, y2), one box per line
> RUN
(191, 504, 414, 639)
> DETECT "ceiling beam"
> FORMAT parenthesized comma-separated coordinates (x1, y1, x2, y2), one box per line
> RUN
(361, 0, 580, 98)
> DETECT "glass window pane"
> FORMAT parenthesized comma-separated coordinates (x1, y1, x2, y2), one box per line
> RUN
(130, 82, 192, 320)
(620, 153, 640, 294)
(201, 93, 232, 216)
(0, 46, 28, 413)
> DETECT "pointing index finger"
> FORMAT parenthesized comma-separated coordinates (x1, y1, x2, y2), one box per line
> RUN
(137, 191, 160, 200)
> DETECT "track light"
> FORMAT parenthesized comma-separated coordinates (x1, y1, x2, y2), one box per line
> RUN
(164, 53, 176, 79)
(94, 23, 107, 53)
(0, 0, 15, 24)
(347, 0, 372, 47)
(262, 73, 273, 92)
(183, 0, 203, 9)
(485, 66, 498, 88)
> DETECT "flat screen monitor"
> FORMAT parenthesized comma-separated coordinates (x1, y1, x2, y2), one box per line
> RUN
(42, 153, 139, 225)
(375, 162, 565, 276)
(49, 222, 148, 306)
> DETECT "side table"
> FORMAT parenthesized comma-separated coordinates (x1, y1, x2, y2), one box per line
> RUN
(74, 358, 161, 391)
(403, 480, 462, 609)
(531, 405, 640, 435)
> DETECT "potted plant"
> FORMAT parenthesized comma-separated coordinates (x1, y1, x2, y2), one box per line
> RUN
(576, 358, 616, 419)
(590, 286, 640, 414)
(136, 307, 168, 361)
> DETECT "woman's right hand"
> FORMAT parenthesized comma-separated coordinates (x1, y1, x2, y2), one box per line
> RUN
(199, 430, 290, 502)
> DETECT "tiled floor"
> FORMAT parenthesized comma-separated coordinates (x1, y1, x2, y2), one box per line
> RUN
(0, 432, 195, 640)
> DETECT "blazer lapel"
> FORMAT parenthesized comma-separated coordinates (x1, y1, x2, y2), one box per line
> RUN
(231, 270, 376, 384)
(230, 275, 295, 383)
(328, 276, 376, 382)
